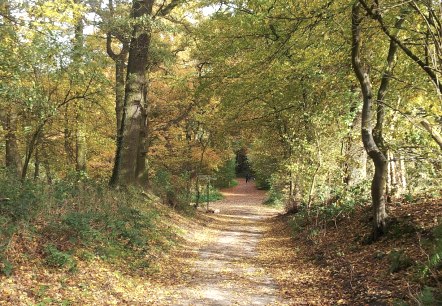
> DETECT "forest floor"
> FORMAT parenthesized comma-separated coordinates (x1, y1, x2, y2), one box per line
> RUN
(1, 179, 440, 305)
(148, 179, 441, 305)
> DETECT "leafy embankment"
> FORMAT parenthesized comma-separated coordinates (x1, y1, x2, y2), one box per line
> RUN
(0, 171, 205, 305)
(259, 195, 442, 305)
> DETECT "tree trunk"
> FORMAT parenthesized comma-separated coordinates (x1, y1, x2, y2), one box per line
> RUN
(115, 59, 126, 133)
(63, 105, 75, 164)
(386, 150, 392, 200)
(307, 140, 322, 209)
(344, 109, 367, 186)
(111, 0, 154, 186)
(389, 150, 398, 198)
(34, 146, 40, 179)
(135, 78, 149, 182)
(105, 0, 129, 152)
(421, 119, 442, 150)
(74, 5, 87, 173)
(0, 2, 22, 177)
(75, 103, 87, 173)
(108, 57, 128, 185)
(3, 111, 22, 176)
(352, 3, 389, 240)
(42, 143, 53, 184)
(289, 170, 294, 199)
(399, 155, 407, 193)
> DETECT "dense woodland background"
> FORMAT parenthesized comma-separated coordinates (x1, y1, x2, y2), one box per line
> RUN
(0, 0, 441, 304)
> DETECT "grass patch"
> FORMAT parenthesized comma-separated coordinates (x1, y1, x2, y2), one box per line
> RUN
(192, 185, 224, 203)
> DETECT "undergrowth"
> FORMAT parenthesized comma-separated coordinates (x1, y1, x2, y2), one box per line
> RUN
(413, 222, 442, 305)
(192, 185, 224, 203)
(285, 177, 442, 304)
(0, 170, 175, 276)
(263, 187, 284, 208)
(288, 181, 371, 235)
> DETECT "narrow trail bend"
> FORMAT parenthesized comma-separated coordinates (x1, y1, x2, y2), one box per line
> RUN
(152, 179, 289, 305)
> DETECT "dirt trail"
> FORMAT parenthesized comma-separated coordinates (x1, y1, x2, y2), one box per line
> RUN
(153, 179, 287, 305)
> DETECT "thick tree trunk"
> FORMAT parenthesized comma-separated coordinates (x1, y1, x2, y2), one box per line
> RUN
(0, 3, 22, 176)
(135, 79, 149, 182)
(109, 58, 127, 185)
(111, 0, 153, 186)
(105, 0, 129, 136)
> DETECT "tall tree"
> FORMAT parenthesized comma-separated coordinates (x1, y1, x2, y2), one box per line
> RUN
(352, 2, 403, 240)
(73, 0, 87, 173)
(110, 0, 184, 186)
(111, 0, 154, 186)
(0, 0, 22, 176)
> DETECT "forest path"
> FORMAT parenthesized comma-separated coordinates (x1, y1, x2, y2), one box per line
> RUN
(151, 179, 287, 305)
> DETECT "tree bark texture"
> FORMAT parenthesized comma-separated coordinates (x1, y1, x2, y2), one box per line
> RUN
(105, 0, 129, 135)
(74, 3, 87, 173)
(352, 3, 388, 241)
(112, 0, 154, 186)
(0, 2, 22, 177)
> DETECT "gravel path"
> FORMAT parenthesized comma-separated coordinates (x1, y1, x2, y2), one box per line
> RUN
(156, 179, 287, 305)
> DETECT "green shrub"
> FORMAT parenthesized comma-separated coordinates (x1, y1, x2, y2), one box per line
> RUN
(0, 169, 173, 275)
(214, 159, 237, 188)
(152, 169, 192, 207)
(108, 206, 156, 248)
(389, 249, 414, 273)
(0, 256, 13, 276)
(44, 244, 76, 271)
(415, 286, 442, 306)
(192, 185, 223, 203)
(43, 205, 158, 260)
(264, 187, 284, 207)
(0, 169, 44, 222)
(224, 179, 238, 188)
(430, 223, 442, 270)
(417, 222, 442, 284)
(254, 176, 270, 190)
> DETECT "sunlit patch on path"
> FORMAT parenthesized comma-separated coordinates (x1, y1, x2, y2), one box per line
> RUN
(151, 178, 287, 305)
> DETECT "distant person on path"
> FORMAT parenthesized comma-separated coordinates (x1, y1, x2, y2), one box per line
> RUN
(245, 173, 251, 183)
